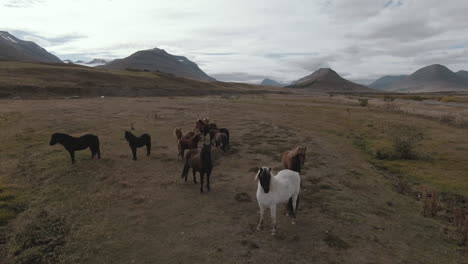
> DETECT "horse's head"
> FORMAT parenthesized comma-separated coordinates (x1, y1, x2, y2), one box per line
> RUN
(174, 128, 182, 138)
(49, 133, 60, 145)
(124, 131, 132, 140)
(255, 167, 271, 193)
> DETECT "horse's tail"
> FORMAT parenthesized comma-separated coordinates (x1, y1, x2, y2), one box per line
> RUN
(181, 158, 190, 178)
(95, 135, 101, 159)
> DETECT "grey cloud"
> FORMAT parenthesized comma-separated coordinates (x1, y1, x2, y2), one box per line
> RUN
(3, 0, 44, 8)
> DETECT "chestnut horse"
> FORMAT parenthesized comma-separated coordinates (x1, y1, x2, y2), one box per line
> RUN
(178, 133, 202, 160)
(281, 146, 307, 173)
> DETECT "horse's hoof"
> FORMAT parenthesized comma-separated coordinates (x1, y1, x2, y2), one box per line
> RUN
(271, 229, 276, 236)
(256, 225, 262, 231)
(291, 220, 296, 225)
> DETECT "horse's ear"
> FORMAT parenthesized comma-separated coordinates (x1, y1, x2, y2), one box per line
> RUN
(255, 167, 263, 182)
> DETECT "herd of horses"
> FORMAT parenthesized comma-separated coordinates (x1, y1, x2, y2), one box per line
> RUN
(49, 117, 307, 235)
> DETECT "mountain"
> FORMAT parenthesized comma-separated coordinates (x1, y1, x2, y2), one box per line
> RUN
(456, 70, 468, 83)
(260, 78, 285, 87)
(386, 64, 468, 92)
(369, 75, 407, 90)
(0, 31, 62, 63)
(87, 59, 108, 66)
(73, 59, 109, 67)
(288, 68, 378, 93)
(102, 48, 215, 81)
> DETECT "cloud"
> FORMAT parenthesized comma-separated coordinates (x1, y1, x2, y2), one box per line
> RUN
(3, 0, 44, 8)
(0, 0, 468, 83)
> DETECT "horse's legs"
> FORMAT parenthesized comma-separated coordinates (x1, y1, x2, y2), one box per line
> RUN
(206, 170, 211, 192)
(97, 147, 101, 159)
(291, 195, 299, 224)
(257, 203, 265, 230)
(270, 204, 277, 235)
(146, 143, 151, 156)
(131, 147, 137, 160)
(90, 148, 95, 159)
(192, 169, 197, 184)
(200, 172, 205, 193)
(69, 151, 75, 164)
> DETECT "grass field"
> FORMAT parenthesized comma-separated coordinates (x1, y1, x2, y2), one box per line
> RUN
(0, 94, 467, 263)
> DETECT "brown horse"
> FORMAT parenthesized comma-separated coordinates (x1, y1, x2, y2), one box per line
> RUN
(181, 144, 213, 193)
(281, 146, 307, 173)
(178, 134, 202, 160)
(174, 128, 195, 143)
(209, 130, 229, 152)
(194, 119, 217, 136)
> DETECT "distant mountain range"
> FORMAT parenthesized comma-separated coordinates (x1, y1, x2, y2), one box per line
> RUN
(369, 64, 468, 92)
(0, 31, 62, 63)
(369, 75, 407, 90)
(101, 48, 215, 81)
(288, 68, 378, 93)
(260, 78, 286, 87)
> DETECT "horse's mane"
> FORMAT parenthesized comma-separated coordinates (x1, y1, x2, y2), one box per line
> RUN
(288, 146, 306, 158)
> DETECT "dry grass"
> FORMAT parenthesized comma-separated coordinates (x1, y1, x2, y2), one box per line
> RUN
(0, 95, 466, 263)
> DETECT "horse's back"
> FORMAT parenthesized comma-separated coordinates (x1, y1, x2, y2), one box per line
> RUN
(276, 169, 301, 193)
(184, 149, 200, 161)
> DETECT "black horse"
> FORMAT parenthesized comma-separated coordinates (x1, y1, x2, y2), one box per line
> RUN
(124, 131, 151, 160)
(49, 133, 101, 164)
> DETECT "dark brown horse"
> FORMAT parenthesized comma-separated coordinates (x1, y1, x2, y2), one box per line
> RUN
(178, 133, 202, 160)
(281, 146, 307, 173)
(181, 144, 213, 193)
(209, 128, 230, 149)
(209, 130, 229, 152)
(194, 119, 218, 136)
(174, 128, 195, 143)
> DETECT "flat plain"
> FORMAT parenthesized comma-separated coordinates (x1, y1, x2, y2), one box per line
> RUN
(0, 94, 467, 263)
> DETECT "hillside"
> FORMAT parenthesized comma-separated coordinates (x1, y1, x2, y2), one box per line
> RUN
(0, 61, 275, 98)
(0, 31, 62, 63)
(289, 68, 378, 93)
(369, 75, 407, 90)
(386, 64, 468, 92)
(260, 78, 285, 87)
(102, 48, 215, 81)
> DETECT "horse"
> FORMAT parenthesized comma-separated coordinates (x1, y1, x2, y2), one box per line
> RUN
(178, 133, 202, 160)
(209, 128, 230, 149)
(281, 146, 307, 173)
(124, 131, 151, 160)
(194, 119, 217, 136)
(49, 133, 101, 164)
(255, 167, 301, 235)
(174, 128, 195, 143)
(181, 144, 213, 193)
(209, 131, 228, 152)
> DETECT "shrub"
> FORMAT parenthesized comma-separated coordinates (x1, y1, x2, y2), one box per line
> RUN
(383, 95, 396, 102)
(358, 98, 368, 106)
(391, 126, 424, 160)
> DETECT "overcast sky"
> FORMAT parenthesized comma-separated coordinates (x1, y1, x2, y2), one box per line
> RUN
(1, 0, 468, 84)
